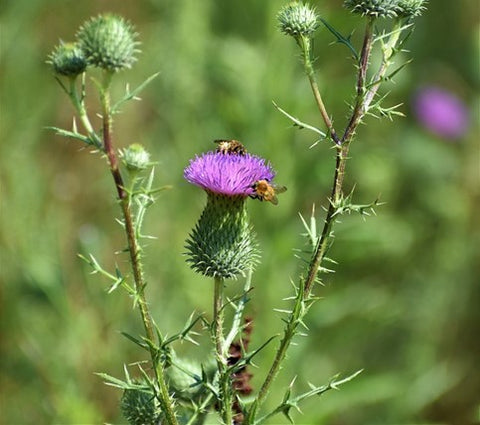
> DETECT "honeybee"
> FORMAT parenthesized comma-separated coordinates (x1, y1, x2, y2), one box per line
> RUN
(214, 139, 247, 156)
(250, 179, 287, 205)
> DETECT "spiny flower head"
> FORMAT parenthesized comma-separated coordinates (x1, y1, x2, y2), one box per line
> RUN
(121, 143, 150, 172)
(76, 14, 139, 72)
(344, 0, 427, 18)
(184, 152, 275, 198)
(120, 383, 160, 425)
(277, 2, 319, 38)
(47, 41, 87, 77)
(344, 0, 399, 18)
(396, 0, 427, 17)
(184, 150, 277, 279)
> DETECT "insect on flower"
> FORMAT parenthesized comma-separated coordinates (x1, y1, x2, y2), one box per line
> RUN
(250, 179, 287, 205)
(214, 139, 247, 156)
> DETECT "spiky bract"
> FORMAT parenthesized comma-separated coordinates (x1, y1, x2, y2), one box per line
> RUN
(185, 193, 258, 279)
(121, 143, 150, 172)
(277, 2, 319, 38)
(76, 14, 139, 72)
(120, 385, 161, 425)
(48, 42, 87, 77)
(344, 0, 427, 18)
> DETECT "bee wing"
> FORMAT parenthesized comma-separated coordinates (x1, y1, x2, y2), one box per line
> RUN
(269, 195, 279, 205)
(274, 185, 287, 194)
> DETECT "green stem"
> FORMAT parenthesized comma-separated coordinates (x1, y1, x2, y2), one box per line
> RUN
(213, 276, 234, 425)
(300, 35, 340, 144)
(246, 20, 379, 424)
(68, 76, 102, 148)
(224, 268, 253, 350)
(362, 19, 403, 112)
(185, 393, 215, 425)
(99, 71, 178, 425)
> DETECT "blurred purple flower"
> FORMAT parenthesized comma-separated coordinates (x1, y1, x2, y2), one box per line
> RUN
(184, 151, 275, 197)
(414, 86, 469, 139)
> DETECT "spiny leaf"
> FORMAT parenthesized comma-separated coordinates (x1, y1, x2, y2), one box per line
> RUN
(320, 18, 359, 61)
(273, 101, 326, 138)
(46, 126, 93, 145)
(112, 72, 160, 114)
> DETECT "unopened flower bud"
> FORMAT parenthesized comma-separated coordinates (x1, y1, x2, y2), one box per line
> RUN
(396, 0, 427, 17)
(120, 384, 160, 425)
(76, 14, 139, 72)
(277, 2, 319, 38)
(344, 0, 401, 18)
(48, 42, 87, 77)
(121, 144, 150, 172)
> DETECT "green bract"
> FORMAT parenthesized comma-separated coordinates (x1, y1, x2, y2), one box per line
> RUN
(121, 144, 150, 172)
(76, 14, 139, 72)
(396, 0, 427, 17)
(344, 0, 426, 18)
(120, 385, 161, 425)
(185, 193, 259, 279)
(277, 2, 319, 38)
(48, 42, 87, 77)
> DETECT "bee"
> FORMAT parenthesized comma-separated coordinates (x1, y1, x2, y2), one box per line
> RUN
(214, 139, 247, 156)
(250, 179, 287, 205)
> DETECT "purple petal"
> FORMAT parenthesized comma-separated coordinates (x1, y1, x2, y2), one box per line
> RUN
(414, 86, 469, 139)
(184, 151, 275, 196)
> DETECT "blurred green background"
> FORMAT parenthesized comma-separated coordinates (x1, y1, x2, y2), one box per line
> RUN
(1, 0, 479, 424)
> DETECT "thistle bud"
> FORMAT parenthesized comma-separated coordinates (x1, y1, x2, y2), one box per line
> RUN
(396, 0, 427, 17)
(277, 2, 319, 38)
(344, 0, 401, 18)
(120, 385, 161, 425)
(121, 143, 150, 172)
(184, 151, 278, 279)
(47, 42, 87, 77)
(76, 14, 139, 72)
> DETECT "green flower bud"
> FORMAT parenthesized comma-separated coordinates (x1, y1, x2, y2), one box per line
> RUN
(120, 384, 161, 425)
(121, 143, 150, 172)
(76, 14, 139, 72)
(47, 42, 87, 77)
(396, 0, 427, 17)
(185, 193, 259, 279)
(277, 2, 319, 38)
(344, 0, 401, 18)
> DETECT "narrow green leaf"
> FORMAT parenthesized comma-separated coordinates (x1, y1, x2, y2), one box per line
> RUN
(320, 18, 359, 61)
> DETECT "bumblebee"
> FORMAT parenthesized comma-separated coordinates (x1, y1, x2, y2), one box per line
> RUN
(214, 139, 247, 156)
(250, 179, 287, 205)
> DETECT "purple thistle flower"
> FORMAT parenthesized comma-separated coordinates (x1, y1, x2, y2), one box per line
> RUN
(413, 86, 469, 140)
(184, 152, 275, 197)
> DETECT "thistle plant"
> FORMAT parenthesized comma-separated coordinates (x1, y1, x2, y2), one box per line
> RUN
(48, 1, 427, 423)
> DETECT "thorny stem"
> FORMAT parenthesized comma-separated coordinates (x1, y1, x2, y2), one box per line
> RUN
(246, 19, 379, 424)
(214, 276, 234, 424)
(304, 17, 375, 295)
(185, 393, 215, 425)
(98, 71, 178, 425)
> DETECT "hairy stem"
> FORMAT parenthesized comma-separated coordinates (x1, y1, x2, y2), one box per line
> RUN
(99, 71, 178, 425)
(213, 276, 234, 424)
